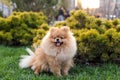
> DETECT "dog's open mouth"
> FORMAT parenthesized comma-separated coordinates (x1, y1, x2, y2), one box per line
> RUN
(55, 42, 63, 47)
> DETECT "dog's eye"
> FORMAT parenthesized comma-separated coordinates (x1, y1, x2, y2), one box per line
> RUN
(61, 36, 64, 39)
(53, 37, 56, 39)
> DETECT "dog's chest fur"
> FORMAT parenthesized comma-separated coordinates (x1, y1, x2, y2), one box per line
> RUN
(42, 46, 76, 62)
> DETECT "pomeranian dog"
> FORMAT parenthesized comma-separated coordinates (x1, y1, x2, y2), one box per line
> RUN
(19, 26, 77, 76)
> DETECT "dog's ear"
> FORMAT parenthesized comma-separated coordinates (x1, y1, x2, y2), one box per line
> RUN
(50, 27, 57, 32)
(61, 26, 70, 32)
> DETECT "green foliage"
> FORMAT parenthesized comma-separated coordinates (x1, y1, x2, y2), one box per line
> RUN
(101, 53, 109, 62)
(85, 16, 97, 29)
(112, 18, 120, 26)
(103, 20, 114, 29)
(11, 0, 58, 12)
(65, 10, 104, 31)
(39, 23, 49, 30)
(0, 11, 3, 17)
(104, 29, 120, 59)
(54, 21, 67, 27)
(0, 12, 48, 46)
(33, 23, 49, 46)
(11, 0, 58, 23)
(74, 28, 120, 62)
(66, 16, 80, 29)
(66, 10, 88, 29)
(76, 29, 107, 62)
(95, 18, 103, 26)
(116, 25, 120, 32)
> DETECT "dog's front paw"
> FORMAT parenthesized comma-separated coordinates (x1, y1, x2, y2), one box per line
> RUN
(52, 71, 62, 77)
(34, 71, 39, 75)
(62, 70, 68, 76)
(55, 73, 62, 77)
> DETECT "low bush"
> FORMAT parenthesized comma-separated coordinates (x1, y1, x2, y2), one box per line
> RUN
(0, 12, 47, 46)
(112, 18, 120, 26)
(33, 23, 49, 46)
(74, 28, 120, 62)
(116, 25, 120, 32)
(74, 29, 107, 62)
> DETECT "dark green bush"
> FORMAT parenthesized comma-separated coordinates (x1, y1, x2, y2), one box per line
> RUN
(66, 10, 88, 29)
(74, 28, 120, 62)
(104, 29, 120, 58)
(95, 18, 103, 26)
(112, 18, 120, 26)
(76, 29, 107, 62)
(103, 20, 114, 29)
(33, 23, 49, 47)
(54, 21, 67, 27)
(0, 12, 48, 46)
(116, 25, 120, 32)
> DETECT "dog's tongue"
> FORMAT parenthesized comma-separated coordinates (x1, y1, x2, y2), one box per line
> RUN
(56, 42, 61, 46)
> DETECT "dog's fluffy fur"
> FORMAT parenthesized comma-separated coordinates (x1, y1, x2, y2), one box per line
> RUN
(19, 26, 77, 76)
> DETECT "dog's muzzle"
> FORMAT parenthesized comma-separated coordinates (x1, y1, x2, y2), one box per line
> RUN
(54, 38, 63, 47)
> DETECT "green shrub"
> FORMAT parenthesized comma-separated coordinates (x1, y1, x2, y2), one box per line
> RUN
(74, 28, 120, 62)
(54, 21, 67, 28)
(111, 30, 120, 55)
(0, 31, 13, 45)
(104, 28, 120, 60)
(33, 23, 49, 47)
(77, 29, 107, 62)
(112, 18, 120, 26)
(101, 53, 109, 62)
(0, 18, 10, 31)
(39, 23, 49, 30)
(116, 25, 120, 32)
(66, 10, 88, 29)
(103, 20, 114, 29)
(95, 18, 103, 26)
(85, 16, 97, 29)
(0, 12, 48, 46)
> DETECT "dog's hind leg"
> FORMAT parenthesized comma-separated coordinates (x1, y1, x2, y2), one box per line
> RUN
(34, 66, 41, 75)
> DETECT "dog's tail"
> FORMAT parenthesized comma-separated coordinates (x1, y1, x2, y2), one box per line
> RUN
(19, 48, 35, 68)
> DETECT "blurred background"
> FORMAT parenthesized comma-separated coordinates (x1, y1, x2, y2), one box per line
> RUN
(0, 0, 120, 63)
(0, 0, 120, 20)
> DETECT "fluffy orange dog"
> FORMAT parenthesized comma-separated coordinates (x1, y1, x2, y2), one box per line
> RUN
(19, 26, 77, 76)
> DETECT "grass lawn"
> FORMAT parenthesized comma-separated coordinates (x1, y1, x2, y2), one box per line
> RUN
(0, 45, 120, 80)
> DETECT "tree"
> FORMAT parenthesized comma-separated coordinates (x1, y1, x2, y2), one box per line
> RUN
(11, 0, 58, 23)
(58, 0, 75, 11)
(0, 0, 11, 6)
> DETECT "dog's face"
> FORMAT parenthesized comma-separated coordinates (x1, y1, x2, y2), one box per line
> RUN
(49, 26, 70, 47)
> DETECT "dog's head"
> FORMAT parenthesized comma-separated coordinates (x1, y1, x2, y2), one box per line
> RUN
(49, 26, 70, 47)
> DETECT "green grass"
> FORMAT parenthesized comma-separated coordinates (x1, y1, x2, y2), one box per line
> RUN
(0, 45, 120, 80)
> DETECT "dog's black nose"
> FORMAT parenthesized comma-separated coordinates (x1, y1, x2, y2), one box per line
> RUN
(56, 38, 59, 42)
